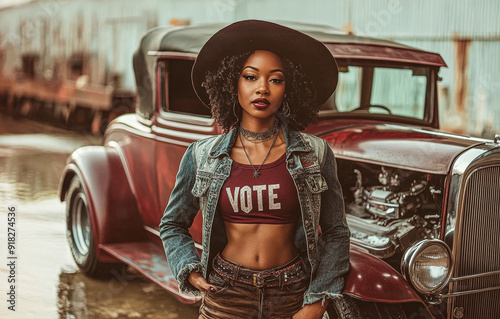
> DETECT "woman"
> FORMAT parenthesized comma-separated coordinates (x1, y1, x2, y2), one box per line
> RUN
(159, 20, 350, 319)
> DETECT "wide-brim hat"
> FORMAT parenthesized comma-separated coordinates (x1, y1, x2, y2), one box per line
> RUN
(192, 20, 338, 108)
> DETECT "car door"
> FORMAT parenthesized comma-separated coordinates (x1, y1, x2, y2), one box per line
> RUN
(152, 56, 220, 246)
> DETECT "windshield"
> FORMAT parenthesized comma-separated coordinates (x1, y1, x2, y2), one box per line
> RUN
(320, 64, 431, 121)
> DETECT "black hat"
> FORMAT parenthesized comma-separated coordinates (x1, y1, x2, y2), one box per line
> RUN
(192, 20, 338, 108)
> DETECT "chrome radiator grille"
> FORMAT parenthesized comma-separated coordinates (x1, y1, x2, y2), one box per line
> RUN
(449, 165, 500, 319)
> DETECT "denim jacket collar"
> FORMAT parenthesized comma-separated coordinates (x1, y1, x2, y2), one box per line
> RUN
(208, 119, 313, 159)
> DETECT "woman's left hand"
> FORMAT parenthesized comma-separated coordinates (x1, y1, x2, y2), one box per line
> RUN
(292, 300, 328, 319)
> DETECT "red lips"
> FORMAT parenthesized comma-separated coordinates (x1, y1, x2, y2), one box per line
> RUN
(252, 98, 270, 109)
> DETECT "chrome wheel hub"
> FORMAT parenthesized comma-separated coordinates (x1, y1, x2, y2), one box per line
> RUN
(71, 193, 90, 256)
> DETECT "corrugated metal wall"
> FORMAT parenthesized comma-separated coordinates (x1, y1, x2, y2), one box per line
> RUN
(0, 0, 498, 137)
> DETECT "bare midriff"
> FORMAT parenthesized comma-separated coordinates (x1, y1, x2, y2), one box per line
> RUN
(221, 222, 298, 270)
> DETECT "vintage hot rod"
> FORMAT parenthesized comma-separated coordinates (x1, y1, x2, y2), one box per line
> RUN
(59, 21, 500, 318)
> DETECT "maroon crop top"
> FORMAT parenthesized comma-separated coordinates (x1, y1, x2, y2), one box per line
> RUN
(218, 152, 300, 224)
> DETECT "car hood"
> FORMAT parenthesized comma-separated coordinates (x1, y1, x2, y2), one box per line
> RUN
(318, 123, 488, 174)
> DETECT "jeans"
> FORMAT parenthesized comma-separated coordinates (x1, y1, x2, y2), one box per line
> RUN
(199, 254, 309, 319)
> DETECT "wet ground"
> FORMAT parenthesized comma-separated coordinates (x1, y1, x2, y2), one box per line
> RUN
(0, 116, 199, 319)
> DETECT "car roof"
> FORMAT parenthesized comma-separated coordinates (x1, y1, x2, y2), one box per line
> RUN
(142, 21, 445, 64)
(133, 21, 446, 117)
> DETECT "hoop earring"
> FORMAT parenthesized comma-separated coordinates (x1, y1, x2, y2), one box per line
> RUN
(281, 97, 291, 118)
(232, 100, 240, 127)
(233, 100, 238, 118)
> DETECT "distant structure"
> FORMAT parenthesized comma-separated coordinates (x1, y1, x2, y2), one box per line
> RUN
(0, 0, 498, 137)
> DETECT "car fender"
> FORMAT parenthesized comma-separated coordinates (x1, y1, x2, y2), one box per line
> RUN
(344, 247, 424, 304)
(59, 145, 147, 262)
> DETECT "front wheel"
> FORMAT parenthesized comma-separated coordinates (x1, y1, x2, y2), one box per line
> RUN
(324, 295, 408, 319)
(65, 175, 123, 277)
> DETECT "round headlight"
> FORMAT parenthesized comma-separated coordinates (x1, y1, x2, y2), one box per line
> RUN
(401, 239, 453, 295)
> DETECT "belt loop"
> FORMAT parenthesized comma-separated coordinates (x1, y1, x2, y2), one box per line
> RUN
(232, 265, 240, 285)
(212, 254, 218, 268)
(279, 271, 284, 290)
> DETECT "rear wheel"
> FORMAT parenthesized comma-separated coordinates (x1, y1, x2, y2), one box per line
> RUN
(65, 175, 123, 277)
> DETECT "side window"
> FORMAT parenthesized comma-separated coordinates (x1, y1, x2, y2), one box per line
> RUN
(370, 67, 428, 119)
(320, 65, 362, 112)
(335, 65, 362, 111)
(163, 59, 211, 117)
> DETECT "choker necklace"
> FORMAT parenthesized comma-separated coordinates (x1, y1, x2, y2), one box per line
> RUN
(239, 120, 279, 143)
(238, 130, 279, 178)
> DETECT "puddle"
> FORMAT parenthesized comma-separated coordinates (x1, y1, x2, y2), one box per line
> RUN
(0, 116, 199, 319)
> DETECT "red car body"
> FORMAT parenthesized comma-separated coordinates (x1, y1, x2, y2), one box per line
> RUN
(59, 22, 500, 318)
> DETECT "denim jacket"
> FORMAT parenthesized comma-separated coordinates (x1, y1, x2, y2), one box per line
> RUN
(159, 121, 350, 306)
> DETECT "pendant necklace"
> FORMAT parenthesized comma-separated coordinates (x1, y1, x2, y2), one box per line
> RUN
(238, 128, 279, 178)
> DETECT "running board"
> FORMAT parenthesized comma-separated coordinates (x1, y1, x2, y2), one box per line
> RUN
(100, 242, 200, 304)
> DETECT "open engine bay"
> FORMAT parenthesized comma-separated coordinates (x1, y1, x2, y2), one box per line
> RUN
(338, 159, 446, 262)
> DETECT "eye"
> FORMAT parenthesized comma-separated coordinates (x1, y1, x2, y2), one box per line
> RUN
(242, 75, 256, 81)
(270, 78, 285, 84)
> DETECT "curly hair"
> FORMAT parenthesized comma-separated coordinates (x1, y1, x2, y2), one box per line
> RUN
(201, 50, 318, 132)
